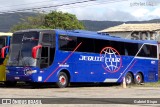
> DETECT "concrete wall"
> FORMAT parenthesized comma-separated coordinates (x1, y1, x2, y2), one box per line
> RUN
(108, 32, 131, 38)
(108, 31, 160, 41)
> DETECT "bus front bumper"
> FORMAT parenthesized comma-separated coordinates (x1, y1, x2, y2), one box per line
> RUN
(6, 73, 43, 82)
(7, 74, 34, 82)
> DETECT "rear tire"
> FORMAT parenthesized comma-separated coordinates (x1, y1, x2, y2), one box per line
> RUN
(135, 73, 143, 84)
(125, 72, 133, 85)
(56, 72, 69, 88)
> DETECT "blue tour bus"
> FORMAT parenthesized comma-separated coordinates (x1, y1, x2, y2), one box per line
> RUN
(0, 33, 12, 82)
(6, 29, 159, 88)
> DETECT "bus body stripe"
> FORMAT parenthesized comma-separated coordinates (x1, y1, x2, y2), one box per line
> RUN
(128, 60, 137, 70)
(44, 42, 82, 82)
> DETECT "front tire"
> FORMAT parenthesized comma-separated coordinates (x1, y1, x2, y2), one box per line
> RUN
(125, 72, 134, 85)
(56, 72, 69, 88)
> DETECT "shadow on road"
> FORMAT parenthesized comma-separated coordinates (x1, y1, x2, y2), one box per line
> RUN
(0, 82, 121, 89)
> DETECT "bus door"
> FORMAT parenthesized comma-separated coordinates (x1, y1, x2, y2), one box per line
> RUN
(39, 45, 50, 69)
(38, 32, 55, 69)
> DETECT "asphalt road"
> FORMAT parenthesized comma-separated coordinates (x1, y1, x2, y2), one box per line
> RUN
(0, 83, 160, 107)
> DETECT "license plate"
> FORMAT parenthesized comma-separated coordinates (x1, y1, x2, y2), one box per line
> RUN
(14, 77, 20, 79)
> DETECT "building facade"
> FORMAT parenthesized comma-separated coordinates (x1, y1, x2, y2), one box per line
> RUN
(99, 23, 160, 41)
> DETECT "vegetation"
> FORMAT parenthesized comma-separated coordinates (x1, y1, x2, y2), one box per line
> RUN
(127, 81, 160, 87)
(10, 11, 85, 32)
(44, 11, 84, 30)
(137, 81, 160, 87)
(0, 12, 160, 32)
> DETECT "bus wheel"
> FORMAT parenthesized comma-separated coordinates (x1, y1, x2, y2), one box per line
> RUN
(5, 81, 17, 87)
(135, 73, 143, 84)
(56, 72, 69, 88)
(125, 72, 133, 85)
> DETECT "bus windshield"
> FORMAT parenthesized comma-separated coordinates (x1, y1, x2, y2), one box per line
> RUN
(8, 32, 39, 66)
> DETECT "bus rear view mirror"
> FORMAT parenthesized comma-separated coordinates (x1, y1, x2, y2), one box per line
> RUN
(1, 46, 9, 58)
(32, 45, 42, 59)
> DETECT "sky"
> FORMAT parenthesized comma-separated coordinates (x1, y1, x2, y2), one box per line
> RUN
(0, 0, 160, 21)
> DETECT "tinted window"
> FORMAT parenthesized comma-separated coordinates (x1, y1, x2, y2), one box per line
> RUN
(124, 43, 140, 56)
(110, 41, 125, 55)
(42, 33, 55, 48)
(42, 33, 50, 43)
(59, 35, 77, 51)
(77, 37, 94, 53)
(95, 39, 110, 53)
(58, 34, 154, 58)
(137, 44, 157, 58)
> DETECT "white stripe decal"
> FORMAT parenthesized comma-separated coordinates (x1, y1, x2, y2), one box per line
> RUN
(134, 57, 158, 60)
(104, 79, 118, 82)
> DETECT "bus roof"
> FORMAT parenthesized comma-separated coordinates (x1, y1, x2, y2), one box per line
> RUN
(0, 32, 12, 36)
(55, 29, 158, 44)
(13, 29, 157, 44)
(14, 29, 52, 33)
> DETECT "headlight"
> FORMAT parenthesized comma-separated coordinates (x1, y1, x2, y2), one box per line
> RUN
(25, 70, 37, 75)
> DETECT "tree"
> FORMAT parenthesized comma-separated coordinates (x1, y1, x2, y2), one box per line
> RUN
(10, 11, 85, 32)
(44, 11, 84, 30)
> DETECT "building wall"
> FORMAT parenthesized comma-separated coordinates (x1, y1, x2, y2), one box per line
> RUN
(108, 30, 160, 41)
(108, 32, 130, 38)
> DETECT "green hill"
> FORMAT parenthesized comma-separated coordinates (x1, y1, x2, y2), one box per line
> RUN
(0, 12, 160, 32)
(0, 12, 36, 32)
(80, 19, 160, 31)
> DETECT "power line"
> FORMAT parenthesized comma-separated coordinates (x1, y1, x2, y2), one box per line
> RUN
(0, 0, 52, 8)
(0, 0, 97, 14)
(58, 0, 128, 10)
(38, 0, 128, 14)
(0, 0, 128, 14)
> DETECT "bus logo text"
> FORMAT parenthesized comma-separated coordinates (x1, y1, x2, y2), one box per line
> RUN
(79, 47, 122, 73)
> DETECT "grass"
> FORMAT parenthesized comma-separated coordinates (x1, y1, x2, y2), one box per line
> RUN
(132, 81, 160, 87)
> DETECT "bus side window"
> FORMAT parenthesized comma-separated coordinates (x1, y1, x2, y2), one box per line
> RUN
(76, 37, 94, 53)
(124, 43, 139, 56)
(137, 44, 157, 58)
(59, 35, 77, 51)
(95, 39, 110, 53)
(110, 41, 125, 55)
